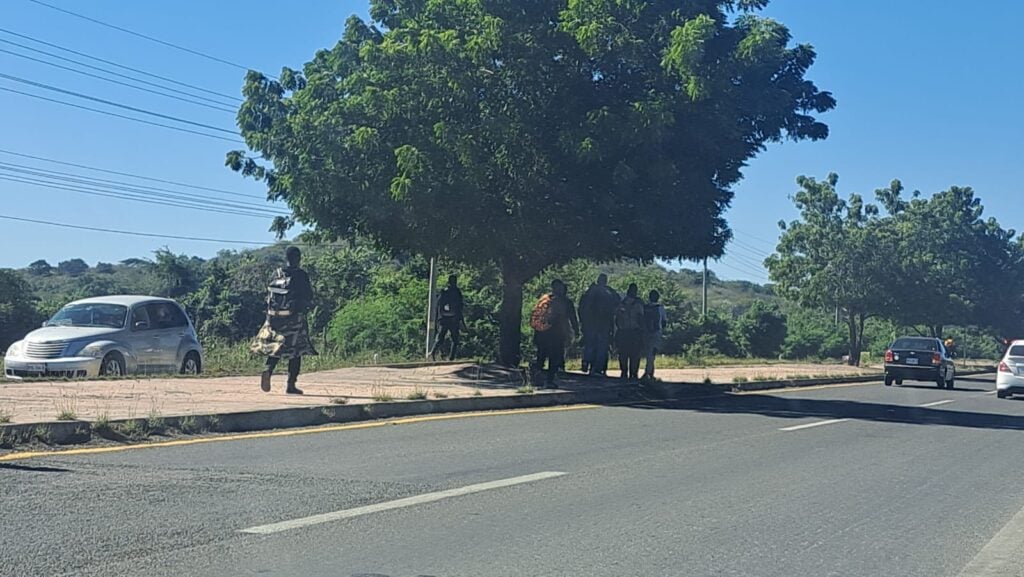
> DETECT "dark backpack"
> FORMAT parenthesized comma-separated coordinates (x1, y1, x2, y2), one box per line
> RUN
(267, 269, 294, 311)
(438, 289, 460, 319)
(616, 298, 644, 332)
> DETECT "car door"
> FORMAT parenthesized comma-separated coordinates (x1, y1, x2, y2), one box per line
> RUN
(147, 302, 189, 372)
(127, 305, 157, 372)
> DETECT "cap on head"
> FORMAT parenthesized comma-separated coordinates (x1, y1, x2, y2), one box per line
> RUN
(285, 246, 301, 265)
(627, 283, 638, 297)
(597, 273, 608, 286)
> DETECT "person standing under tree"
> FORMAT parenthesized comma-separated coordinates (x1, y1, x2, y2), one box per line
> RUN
(579, 273, 620, 376)
(642, 289, 668, 382)
(431, 274, 466, 361)
(530, 279, 579, 387)
(615, 283, 645, 383)
(253, 246, 318, 395)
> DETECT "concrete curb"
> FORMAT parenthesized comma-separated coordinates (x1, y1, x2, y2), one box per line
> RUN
(0, 369, 995, 448)
(0, 386, 632, 447)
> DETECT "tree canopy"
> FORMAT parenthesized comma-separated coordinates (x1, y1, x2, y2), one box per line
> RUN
(229, 0, 834, 364)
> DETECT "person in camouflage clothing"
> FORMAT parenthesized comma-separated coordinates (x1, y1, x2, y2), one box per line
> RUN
(253, 246, 318, 394)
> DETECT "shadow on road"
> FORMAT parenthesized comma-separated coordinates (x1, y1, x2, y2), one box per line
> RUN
(896, 383, 989, 393)
(622, 388, 1024, 432)
(0, 463, 70, 473)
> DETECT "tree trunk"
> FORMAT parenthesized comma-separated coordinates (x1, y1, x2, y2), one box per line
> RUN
(498, 260, 527, 367)
(846, 312, 862, 366)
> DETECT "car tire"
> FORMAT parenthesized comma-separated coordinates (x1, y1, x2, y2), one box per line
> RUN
(180, 352, 201, 376)
(884, 375, 893, 387)
(896, 378, 903, 386)
(100, 352, 125, 377)
(945, 375, 955, 390)
(997, 390, 1009, 399)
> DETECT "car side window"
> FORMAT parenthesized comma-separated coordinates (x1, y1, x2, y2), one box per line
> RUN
(130, 306, 152, 331)
(148, 303, 187, 330)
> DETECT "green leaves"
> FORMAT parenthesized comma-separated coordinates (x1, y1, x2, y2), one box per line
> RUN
(663, 14, 717, 100)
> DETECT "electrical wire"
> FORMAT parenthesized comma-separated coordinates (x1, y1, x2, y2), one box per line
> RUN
(0, 213, 271, 245)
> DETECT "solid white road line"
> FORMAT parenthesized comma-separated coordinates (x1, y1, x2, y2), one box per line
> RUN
(779, 419, 850, 432)
(984, 391, 998, 395)
(919, 400, 956, 408)
(240, 471, 567, 535)
(957, 501, 1024, 576)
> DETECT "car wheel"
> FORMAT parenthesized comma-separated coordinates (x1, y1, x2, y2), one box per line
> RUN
(997, 390, 1009, 399)
(946, 375, 955, 389)
(180, 352, 201, 376)
(100, 352, 125, 377)
(884, 375, 893, 387)
(896, 378, 904, 386)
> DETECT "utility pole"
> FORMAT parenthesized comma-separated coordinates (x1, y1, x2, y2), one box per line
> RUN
(425, 257, 437, 359)
(701, 257, 708, 318)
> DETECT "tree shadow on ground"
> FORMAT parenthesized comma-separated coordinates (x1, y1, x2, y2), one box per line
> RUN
(895, 383, 989, 393)
(0, 463, 70, 473)
(622, 389, 1024, 432)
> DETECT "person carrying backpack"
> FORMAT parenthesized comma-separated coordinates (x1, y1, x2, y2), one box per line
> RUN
(578, 273, 620, 376)
(530, 279, 579, 387)
(431, 274, 466, 361)
(252, 246, 318, 395)
(642, 289, 668, 381)
(615, 283, 645, 383)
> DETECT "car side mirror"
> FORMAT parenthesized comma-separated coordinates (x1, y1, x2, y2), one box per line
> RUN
(134, 320, 149, 331)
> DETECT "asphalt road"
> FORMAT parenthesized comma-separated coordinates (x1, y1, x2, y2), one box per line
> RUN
(3, 374, 1024, 577)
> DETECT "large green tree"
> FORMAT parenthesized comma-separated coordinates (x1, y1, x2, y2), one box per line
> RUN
(0, 270, 42, 352)
(229, 0, 834, 365)
(766, 174, 893, 365)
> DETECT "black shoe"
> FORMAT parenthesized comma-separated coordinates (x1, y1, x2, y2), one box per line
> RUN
(260, 370, 271, 392)
(285, 385, 303, 395)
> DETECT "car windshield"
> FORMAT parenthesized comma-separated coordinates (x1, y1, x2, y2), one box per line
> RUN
(46, 303, 128, 329)
(1008, 345, 1024, 358)
(892, 338, 939, 351)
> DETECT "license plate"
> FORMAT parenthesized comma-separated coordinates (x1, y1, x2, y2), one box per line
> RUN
(25, 363, 45, 373)
(906, 358, 919, 365)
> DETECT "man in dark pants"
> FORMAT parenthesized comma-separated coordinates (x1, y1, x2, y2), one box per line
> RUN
(531, 279, 579, 387)
(615, 283, 645, 383)
(579, 273, 620, 375)
(431, 275, 466, 361)
(253, 246, 317, 395)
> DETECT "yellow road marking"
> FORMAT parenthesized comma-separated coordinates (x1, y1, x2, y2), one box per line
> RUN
(0, 404, 600, 463)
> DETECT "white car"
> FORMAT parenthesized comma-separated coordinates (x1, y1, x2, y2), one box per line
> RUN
(996, 340, 1024, 398)
(4, 295, 204, 380)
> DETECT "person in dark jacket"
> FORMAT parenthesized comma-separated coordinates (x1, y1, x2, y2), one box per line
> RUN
(431, 275, 466, 361)
(578, 273, 620, 375)
(615, 283, 645, 383)
(531, 279, 579, 387)
(253, 246, 317, 394)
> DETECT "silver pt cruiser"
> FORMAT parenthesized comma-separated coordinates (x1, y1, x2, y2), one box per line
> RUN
(4, 295, 204, 379)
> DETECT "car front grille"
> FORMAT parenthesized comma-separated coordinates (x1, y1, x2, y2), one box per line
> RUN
(24, 341, 67, 359)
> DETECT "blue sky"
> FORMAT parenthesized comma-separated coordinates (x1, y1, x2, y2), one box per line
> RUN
(2, 0, 1022, 284)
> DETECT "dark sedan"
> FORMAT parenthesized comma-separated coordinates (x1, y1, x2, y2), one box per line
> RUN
(884, 337, 956, 389)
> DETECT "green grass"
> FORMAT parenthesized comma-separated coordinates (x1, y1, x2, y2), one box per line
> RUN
(54, 392, 79, 421)
(732, 376, 749, 384)
(93, 411, 111, 432)
(0, 407, 13, 424)
(330, 397, 349, 405)
(516, 384, 536, 395)
(371, 386, 394, 402)
(406, 387, 428, 400)
(198, 342, 409, 378)
(432, 391, 449, 399)
(178, 415, 200, 434)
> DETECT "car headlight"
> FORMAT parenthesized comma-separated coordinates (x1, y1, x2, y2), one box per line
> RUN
(5, 340, 24, 358)
(78, 343, 107, 358)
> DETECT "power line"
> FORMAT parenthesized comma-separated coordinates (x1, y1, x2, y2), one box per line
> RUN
(0, 174, 276, 219)
(0, 28, 241, 103)
(0, 72, 238, 134)
(0, 85, 243, 143)
(25, 0, 263, 75)
(0, 46, 237, 113)
(0, 213, 271, 245)
(0, 148, 263, 200)
(0, 163, 286, 215)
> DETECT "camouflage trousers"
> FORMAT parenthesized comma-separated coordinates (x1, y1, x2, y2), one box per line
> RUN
(251, 310, 319, 359)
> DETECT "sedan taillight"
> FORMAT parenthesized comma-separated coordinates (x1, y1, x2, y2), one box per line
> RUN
(932, 353, 942, 365)
(884, 350, 894, 363)
(999, 361, 1012, 373)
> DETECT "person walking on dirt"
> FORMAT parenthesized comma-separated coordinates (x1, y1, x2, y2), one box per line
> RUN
(431, 274, 467, 361)
(615, 283, 645, 383)
(642, 289, 668, 381)
(530, 279, 579, 387)
(579, 273, 620, 376)
(253, 246, 317, 395)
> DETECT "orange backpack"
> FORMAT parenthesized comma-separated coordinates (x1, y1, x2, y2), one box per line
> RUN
(530, 294, 556, 332)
